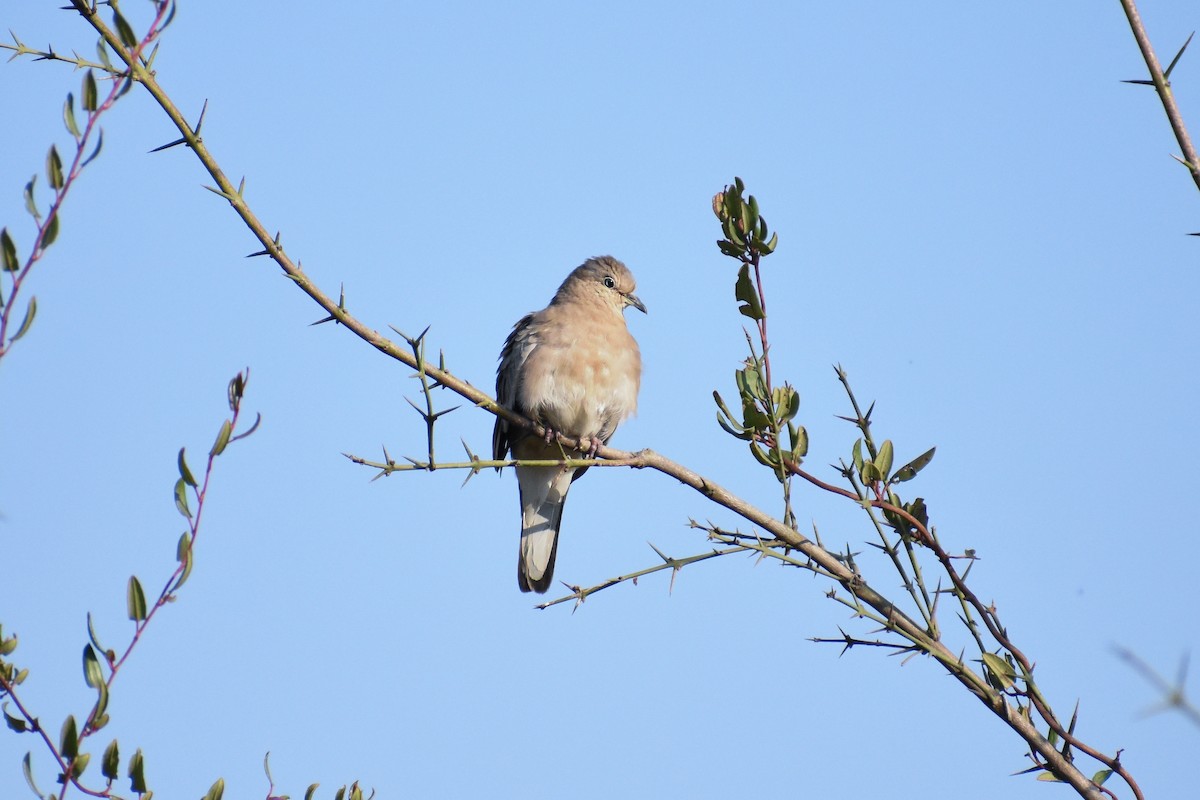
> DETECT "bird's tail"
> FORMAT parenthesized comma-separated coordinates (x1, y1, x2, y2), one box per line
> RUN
(516, 466, 572, 593)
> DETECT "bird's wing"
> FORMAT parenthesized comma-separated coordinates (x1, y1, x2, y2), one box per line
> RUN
(493, 312, 538, 461)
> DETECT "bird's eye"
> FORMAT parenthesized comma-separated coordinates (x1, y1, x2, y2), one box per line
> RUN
(603, 276, 616, 289)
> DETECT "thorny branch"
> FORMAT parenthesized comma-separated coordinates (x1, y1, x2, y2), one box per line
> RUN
(3, 4, 1160, 799)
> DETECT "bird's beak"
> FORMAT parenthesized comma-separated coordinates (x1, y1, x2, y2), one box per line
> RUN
(625, 293, 647, 314)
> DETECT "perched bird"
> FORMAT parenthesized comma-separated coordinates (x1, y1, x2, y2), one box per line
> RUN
(493, 256, 646, 593)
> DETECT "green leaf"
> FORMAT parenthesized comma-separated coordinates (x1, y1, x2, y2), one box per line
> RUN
(88, 681, 109, 731)
(851, 438, 863, 473)
(875, 439, 894, 480)
(63, 93, 81, 139)
(210, 418, 232, 456)
(740, 396, 770, 432)
(715, 410, 749, 440)
(83, 70, 98, 112)
(1, 228, 17, 272)
(175, 533, 194, 589)
(10, 296, 37, 343)
(736, 362, 767, 401)
(717, 239, 743, 257)
(734, 263, 764, 320)
(86, 612, 106, 655)
(982, 652, 1016, 690)
(723, 215, 745, 248)
(892, 446, 936, 483)
(748, 441, 775, 469)
(24, 175, 39, 219)
(761, 231, 778, 254)
(3, 705, 27, 733)
(859, 461, 881, 483)
(202, 777, 225, 800)
(713, 390, 741, 426)
(228, 371, 246, 410)
(23, 752, 41, 798)
(113, 9, 138, 49)
(82, 129, 104, 168)
(1092, 769, 1113, 786)
(82, 644, 103, 688)
(304, 784, 319, 800)
(784, 385, 800, 422)
(42, 214, 59, 248)
(71, 751, 91, 779)
(126, 576, 147, 621)
(906, 497, 929, 530)
(177, 447, 198, 487)
(174, 477, 192, 518)
(788, 423, 808, 459)
(102, 739, 120, 781)
(46, 146, 64, 191)
(1035, 771, 1064, 782)
(96, 37, 114, 72)
(60, 715, 79, 760)
(128, 747, 147, 793)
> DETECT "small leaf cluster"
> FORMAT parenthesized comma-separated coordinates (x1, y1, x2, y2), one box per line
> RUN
(712, 176, 778, 262)
(0, 372, 259, 800)
(714, 357, 807, 481)
(1, 66, 107, 356)
(1, 623, 149, 799)
(849, 437, 934, 539)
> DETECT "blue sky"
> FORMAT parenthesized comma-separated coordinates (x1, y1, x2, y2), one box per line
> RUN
(2, 2, 1197, 798)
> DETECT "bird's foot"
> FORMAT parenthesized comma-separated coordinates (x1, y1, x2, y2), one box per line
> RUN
(579, 436, 600, 458)
(543, 426, 557, 444)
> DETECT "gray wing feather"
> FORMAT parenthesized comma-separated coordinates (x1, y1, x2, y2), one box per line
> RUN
(493, 313, 537, 463)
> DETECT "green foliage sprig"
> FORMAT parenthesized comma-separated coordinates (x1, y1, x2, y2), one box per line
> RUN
(0, 371, 257, 800)
(706, 178, 1137, 800)
(0, 0, 173, 364)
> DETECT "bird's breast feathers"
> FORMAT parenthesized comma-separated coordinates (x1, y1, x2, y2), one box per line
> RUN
(518, 327, 641, 439)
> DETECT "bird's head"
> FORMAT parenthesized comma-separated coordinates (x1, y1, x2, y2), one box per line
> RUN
(557, 255, 647, 315)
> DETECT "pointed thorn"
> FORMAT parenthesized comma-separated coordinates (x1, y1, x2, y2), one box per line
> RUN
(1121, 79, 1156, 86)
(310, 314, 336, 326)
(193, 98, 208, 134)
(1164, 31, 1195, 80)
(148, 136, 186, 153)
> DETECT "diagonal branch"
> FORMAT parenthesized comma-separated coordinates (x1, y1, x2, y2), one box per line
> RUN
(1119, 0, 1200, 193)
(52, 8, 1122, 798)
